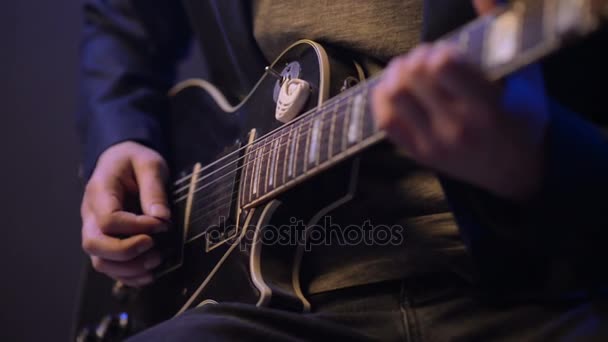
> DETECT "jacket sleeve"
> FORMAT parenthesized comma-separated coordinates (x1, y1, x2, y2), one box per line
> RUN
(77, 0, 192, 179)
(441, 41, 608, 295)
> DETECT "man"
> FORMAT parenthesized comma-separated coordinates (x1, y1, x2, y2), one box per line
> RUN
(78, 0, 608, 340)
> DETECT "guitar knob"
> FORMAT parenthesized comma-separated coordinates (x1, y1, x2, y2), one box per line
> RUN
(76, 326, 98, 342)
(94, 313, 131, 341)
(94, 315, 112, 340)
(116, 312, 130, 333)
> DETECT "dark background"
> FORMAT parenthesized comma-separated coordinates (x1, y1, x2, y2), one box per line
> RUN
(1, 2, 204, 341)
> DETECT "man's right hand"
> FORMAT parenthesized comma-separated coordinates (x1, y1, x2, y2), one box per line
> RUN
(81, 141, 171, 287)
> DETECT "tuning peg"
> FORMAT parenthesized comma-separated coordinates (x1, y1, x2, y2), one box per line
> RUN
(76, 312, 131, 342)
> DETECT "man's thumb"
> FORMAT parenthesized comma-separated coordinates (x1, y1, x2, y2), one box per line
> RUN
(134, 156, 171, 221)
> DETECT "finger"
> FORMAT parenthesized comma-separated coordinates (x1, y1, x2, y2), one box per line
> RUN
(473, 0, 500, 15)
(118, 274, 155, 288)
(102, 211, 169, 236)
(402, 44, 457, 121)
(85, 178, 168, 236)
(83, 174, 124, 216)
(384, 53, 432, 134)
(389, 93, 433, 157)
(133, 156, 171, 222)
(82, 222, 154, 261)
(91, 251, 161, 279)
(374, 91, 416, 150)
(372, 73, 418, 151)
(373, 47, 433, 132)
(428, 44, 500, 108)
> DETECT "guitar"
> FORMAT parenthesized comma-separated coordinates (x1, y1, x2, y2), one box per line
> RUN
(75, 0, 608, 340)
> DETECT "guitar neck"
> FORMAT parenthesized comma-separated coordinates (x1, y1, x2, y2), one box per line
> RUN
(239, 0, 607, 208)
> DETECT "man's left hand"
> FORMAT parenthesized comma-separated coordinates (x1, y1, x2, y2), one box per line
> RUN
(371, 41, 549, 202)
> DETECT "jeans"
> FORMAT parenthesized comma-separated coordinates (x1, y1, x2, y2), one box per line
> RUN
(128, 273, 608, 341)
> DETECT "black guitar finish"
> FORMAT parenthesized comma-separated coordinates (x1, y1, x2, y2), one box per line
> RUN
(85, 41, 365, 337)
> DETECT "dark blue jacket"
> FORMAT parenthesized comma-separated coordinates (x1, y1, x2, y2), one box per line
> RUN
(78, 0, 608, 297)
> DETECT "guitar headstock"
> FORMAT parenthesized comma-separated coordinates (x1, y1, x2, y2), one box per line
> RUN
(441, 0, 608, 81)
(534, 0, 606, 37)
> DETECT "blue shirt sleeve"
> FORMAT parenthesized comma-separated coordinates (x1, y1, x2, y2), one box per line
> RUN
(77, 0, 192, 179)
(441, 65, 608, 296)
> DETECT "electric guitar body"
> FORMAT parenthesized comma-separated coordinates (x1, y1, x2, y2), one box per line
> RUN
(126, 40, 366, 331)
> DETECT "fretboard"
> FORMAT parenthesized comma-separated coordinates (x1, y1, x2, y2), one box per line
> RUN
(239, 0, 606, 208)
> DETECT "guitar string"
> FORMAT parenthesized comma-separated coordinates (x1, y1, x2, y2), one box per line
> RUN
(171, 75, 381, 189)
(173, 92, 373, 206)
(186, 124, 382, 231)
(182, 120, 380, 229)
(171, 90, 359, 197)
(178, 108, 376, 227)
(171, 76, 382, 192)
(187, 195, 235, 229)
(185, 127, 367, 232)
(176, 89, 376, 226)
(172, 99, 355, 202)
(171, 92, 366, 199)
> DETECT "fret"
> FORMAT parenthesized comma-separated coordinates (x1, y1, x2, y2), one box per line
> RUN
(267, 139, 280, 190)
(249, 145, 257, 199)
(544, 0, 560, 40)
(248, 147, 257, 203)
(327, 101, 338, 159)
(361, 88, 376, 139)
(252, 143, 263, 197)
(282, 126, 294, 183)
(296, 120, 310, 175)
(359, 90, 368, 139)
(347, 91, 366, 146)
(332, 100, 347, 157)
(302, 118, 313, 172)
(456, 27, 470, 54)
(461, 16, 490, 67)
(276, 130, 289, 188)
(341, 96, 354, 152)
(309, 115, 322, 166)
(273, 138, 282, 187)
(241, 146, 251, 205)
(318, 105, 333, 164)
(288, 124, 300, 179)
(483, 4, 523, 69)
(521, 0, 547, 51)
(261, 140, 272, 194)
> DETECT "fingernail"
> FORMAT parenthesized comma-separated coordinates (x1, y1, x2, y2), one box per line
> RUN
(150, 204, 171, 220)
(137, 240, 154, 254)
(144, 255, 162, 270)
